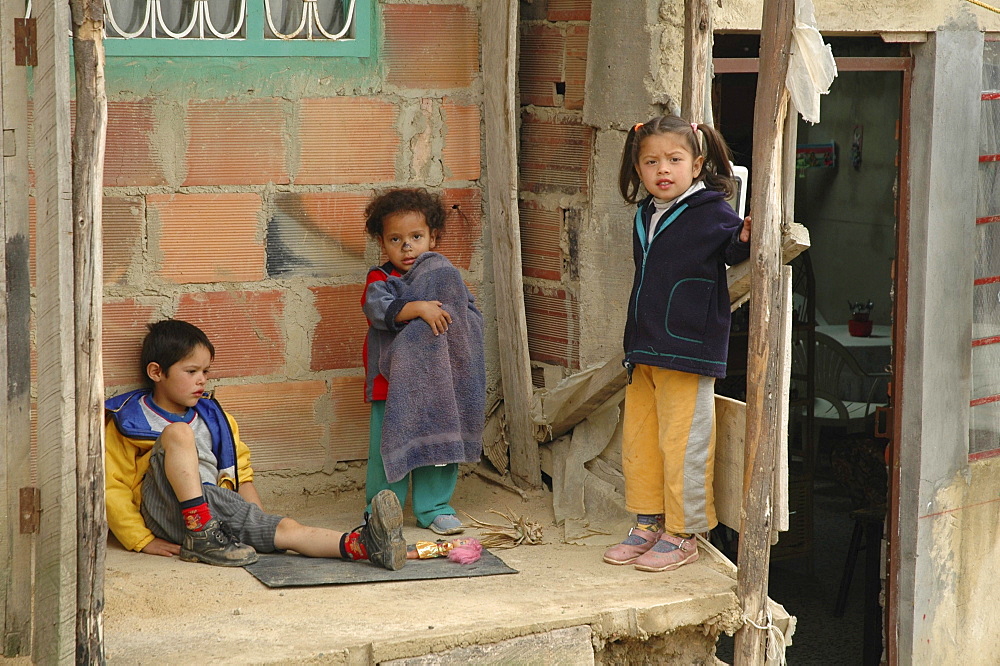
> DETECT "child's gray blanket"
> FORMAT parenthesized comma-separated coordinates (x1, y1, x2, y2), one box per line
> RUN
(375, 252, 485, 483)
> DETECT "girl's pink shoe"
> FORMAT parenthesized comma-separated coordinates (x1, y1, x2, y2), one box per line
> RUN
(632, 533, 699, 572)
(602, 525, 664, 565)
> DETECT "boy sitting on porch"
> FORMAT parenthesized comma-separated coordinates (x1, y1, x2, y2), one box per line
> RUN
(104, 319, 406, 570)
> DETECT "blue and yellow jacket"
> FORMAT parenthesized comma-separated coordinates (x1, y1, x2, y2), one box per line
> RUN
(624, 190, 750, 379)
(104, 389, 254, 552)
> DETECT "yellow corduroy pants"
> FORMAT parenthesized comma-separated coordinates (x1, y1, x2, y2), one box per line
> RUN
(622, 364, 717, 534)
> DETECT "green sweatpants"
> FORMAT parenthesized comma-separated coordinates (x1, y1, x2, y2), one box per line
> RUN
(365, 400, 458, 528)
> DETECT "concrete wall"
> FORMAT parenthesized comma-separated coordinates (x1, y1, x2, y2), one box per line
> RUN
(716, 0, 1000, 33)
(28, 1, 492, 477)
(794, 66, 901, 327)
(901, 25, 981, 662)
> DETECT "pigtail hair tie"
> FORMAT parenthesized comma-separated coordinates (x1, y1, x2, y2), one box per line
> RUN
(633, 122, 644, 131)
(691, 122, 699, 133)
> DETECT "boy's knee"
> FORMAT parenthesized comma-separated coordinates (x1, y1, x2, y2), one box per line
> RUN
(159, 422, 195, 451)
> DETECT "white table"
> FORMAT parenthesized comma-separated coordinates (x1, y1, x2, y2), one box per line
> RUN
(816, 324, 892, 349)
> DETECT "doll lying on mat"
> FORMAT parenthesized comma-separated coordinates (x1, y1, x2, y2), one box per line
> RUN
(407, 538, 482, 563)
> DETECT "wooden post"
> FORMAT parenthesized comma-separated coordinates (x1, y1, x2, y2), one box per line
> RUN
(71, 0, 107, 660)
(482, 0, 540, 489)
(734, 0, 794, 662)
(681, 0, 713, 124)
(33, 0, 78, 659)
(0, 0, 32, 653)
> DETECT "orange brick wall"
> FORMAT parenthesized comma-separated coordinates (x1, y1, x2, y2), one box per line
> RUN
(42, 1, 488, 474)
(518, 4, 592, 376)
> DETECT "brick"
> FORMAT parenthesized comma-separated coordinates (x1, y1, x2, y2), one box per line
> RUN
(297, 97, 399, 184)
(184, 98, 289, 186)
(30, 195, 142, 288)
(519, 114, 593, 195)
(437, 188, 482, 270)
(524, 284, 580, 369)
(329, 376, 371, 461)
(520, 24, 565, 107)
(383, 4, 478, 89)
(27, 197, 35, 286)
(310, 284, 369, 371)
(105, 100, 169, 187)
(103, 299, 157, 387)
(149, 193, 265, 284)
(213, 381, 327, 472)
(103, 196, 144, 286)
(519, 200, 562, 281)
(269, 192, 370, 277)
(564, 26, 589, 111)
(442, 101, 481, 182)
(548, 0, 591, 21)
(174, 290, 285, 378)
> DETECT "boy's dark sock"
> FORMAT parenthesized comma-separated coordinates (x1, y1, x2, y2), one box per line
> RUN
(339, 530, 368, 560)
(180, 496, 212, 532)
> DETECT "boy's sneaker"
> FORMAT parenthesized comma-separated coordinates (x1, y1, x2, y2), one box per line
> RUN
(357, 490, 406, 571)
(180, 518, 258, 567)
(603, 524, 664, 565)
(428, 514, 464, 535)
(632, 533, 699, 572)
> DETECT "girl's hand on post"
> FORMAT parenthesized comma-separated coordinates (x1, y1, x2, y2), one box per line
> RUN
(740, 215, 752, 243)
(140, 537, 181, 557)
(416, 300, 452, 335)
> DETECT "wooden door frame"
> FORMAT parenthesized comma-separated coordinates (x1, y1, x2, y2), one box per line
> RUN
(713, 50, 913, 666)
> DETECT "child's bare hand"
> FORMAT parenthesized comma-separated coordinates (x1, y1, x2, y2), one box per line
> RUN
(140, 537, 181, 557)
(740, 215, 752, 243)
(415, 300, 452, 335)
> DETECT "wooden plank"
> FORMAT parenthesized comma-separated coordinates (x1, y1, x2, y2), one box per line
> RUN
(728, 221, 809, 312)
(70, 0, 107, 660)
(532, 357, 626, 442)
(734, 0, 795, 661)
(32, 0, 78, 658)
(0, 0, 31, 653)
(681, 0, 713, 124)
(482, 0, 539, 488)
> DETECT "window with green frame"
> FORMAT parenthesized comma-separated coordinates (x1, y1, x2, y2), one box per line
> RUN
(96, 0, 370, 57)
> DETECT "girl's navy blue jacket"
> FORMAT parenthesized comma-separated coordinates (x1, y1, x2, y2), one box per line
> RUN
(623, 190, 750, 379)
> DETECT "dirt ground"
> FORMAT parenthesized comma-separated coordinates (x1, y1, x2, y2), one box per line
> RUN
(11, 467, 747, 664)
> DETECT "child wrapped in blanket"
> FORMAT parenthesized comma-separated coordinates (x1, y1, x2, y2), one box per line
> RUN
(360, 188, 486, 536)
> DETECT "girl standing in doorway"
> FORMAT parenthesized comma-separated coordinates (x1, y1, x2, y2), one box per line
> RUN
(604, 115, 751, 572)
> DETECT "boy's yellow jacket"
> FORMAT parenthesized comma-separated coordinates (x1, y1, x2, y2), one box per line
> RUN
(104, 393, 254, 552)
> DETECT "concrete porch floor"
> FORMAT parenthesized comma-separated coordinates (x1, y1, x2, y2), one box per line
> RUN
(101, 471, 750, 664)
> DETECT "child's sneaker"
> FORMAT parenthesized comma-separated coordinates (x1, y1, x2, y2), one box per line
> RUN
(428, 514, 464, 535)
(632, 533, 699, 572)
(603, 524, 664, 565)
(180, 518, 259, 567)
(357, 490, 406, 570)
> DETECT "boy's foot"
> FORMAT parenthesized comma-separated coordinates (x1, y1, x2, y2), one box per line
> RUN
(428, 514, 464, 535)
(358, 490, 406, 570)
(180, 518, 259, 567)
(603, 524, 663, 565)
(632, 533, 699, 572)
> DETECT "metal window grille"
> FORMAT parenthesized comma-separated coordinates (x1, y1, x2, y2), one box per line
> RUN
(26, 0, 369, 56)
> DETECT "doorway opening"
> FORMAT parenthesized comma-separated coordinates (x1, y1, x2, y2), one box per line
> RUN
(711, 34, 910, 665)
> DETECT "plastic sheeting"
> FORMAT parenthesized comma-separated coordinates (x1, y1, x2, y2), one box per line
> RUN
(785, 0, 837, 124)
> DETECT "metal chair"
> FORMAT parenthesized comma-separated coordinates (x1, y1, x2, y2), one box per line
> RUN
(790, 330, 890, 458)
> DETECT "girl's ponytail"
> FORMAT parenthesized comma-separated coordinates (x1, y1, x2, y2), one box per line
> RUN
(619, 123, 645, 203)
(695, 123, 736, 198)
